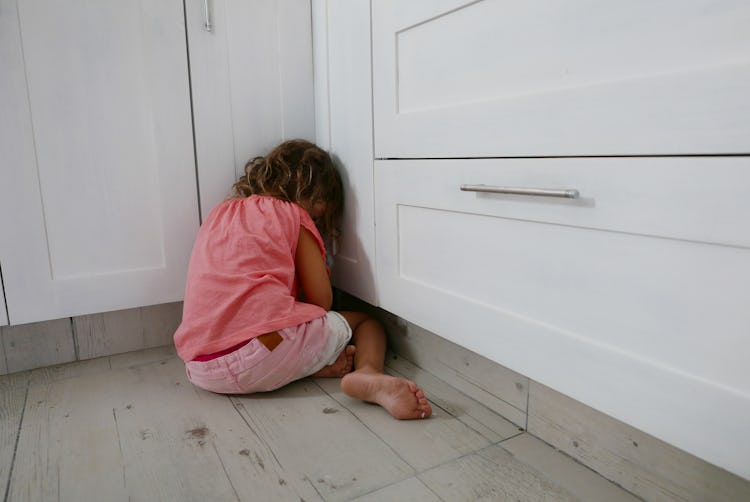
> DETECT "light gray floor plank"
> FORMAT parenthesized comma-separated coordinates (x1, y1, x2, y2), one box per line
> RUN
(315, 375, 490, 473)
(231, 378, 415, 501)
(352, 476, 442, 502)
(28, 355, 112, 386)
(27, 345, 177, 387)
(111, 356, 320, 502)
(418, 444, 580, 501)
(9, 368, 132, 501)
(0, 371, 29, 499)
(108, 344, 177, 370)
(386, 355, 522, 443)
(25, 346, 176, 385)
(0, 333, 7, 375)
(6, 347, 660, 502)
(500, 433, 640, 502)
(8, 354, 321, 501)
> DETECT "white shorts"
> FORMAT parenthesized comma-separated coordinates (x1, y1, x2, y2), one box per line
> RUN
(185, 311, 353, 394)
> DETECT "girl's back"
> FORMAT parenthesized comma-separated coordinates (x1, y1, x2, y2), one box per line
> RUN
(174, 195, 327, 362)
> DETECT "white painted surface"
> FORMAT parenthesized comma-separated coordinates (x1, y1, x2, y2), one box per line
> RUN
(184, 0, 237, 219)
(312, 0, 378, 304)
(188, 0, 317, 218)
(374, 157, 750, 479)
(220, 0, 315, 203)
(372, 0, 750, 158)
(0, 0, 199, 324)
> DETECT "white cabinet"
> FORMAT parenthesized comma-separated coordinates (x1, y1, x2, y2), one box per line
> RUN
(0, 0, 315, 325)
(372, 0, 750, 158)
(364, 0, 750, 480)
(0, 0, 199, 325)
(186, 0, 316, 217)
(375, 157, 750, 479)
(312, 0, 378, 304)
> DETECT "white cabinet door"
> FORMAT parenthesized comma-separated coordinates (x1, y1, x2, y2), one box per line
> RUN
(186, 0, 316, 217)
(372, 0, 750, 158)
(312, 0, 378, 305)
(375, 157, 750, 479)
(0, 0, 199, 324)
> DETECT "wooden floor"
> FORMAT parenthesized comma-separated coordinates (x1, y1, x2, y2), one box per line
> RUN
(1, 346, 640, 501)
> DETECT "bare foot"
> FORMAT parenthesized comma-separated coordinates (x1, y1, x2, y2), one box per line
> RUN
(312, 345, 356, 378)
(340, 370, 432, 420)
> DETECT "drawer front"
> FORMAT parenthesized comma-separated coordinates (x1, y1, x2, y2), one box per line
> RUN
(372, 0, 750, 158)
(374, 157, 750, 479)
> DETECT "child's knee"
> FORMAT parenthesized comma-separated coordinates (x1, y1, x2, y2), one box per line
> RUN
(338, 310, 371, 331)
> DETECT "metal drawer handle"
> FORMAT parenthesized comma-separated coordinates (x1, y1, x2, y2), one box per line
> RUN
(460, 184, 579, 199)
(203, 0, 214, 32)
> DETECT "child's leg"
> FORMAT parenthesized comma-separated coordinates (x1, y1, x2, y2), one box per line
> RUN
(310, 312, 356, 378)
(338, 311, 432, 420)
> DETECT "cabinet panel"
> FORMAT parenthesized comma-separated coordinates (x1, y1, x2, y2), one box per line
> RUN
(372, 0, 750, 158)
(312, 0, 378, 304)
(0, 0, 199, 324)
(187, 0, 316, 217)
(375, 157, 750, 479)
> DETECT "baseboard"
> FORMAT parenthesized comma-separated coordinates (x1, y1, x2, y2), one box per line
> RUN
(527, 380, 750, 501)
(0, 302, 183, 374)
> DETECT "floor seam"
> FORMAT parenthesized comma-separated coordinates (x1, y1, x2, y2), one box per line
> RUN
(385, 360, 524, 440)
(384, 364, 501, 442)
(312, 378, 417, 475)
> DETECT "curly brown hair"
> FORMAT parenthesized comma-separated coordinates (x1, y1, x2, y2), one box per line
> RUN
(230, 139, 343, 240)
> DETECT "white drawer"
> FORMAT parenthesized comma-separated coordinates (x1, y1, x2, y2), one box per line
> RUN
(372, 0, 750, 158)
(374, 156, 750, 479)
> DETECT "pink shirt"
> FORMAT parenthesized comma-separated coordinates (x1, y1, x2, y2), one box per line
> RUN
(174, 195, 327, 361)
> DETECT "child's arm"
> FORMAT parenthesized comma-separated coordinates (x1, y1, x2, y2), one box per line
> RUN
(295, 226, 332, 311)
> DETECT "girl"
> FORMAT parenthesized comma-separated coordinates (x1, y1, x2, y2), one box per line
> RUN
(174, 140, 432, 420)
